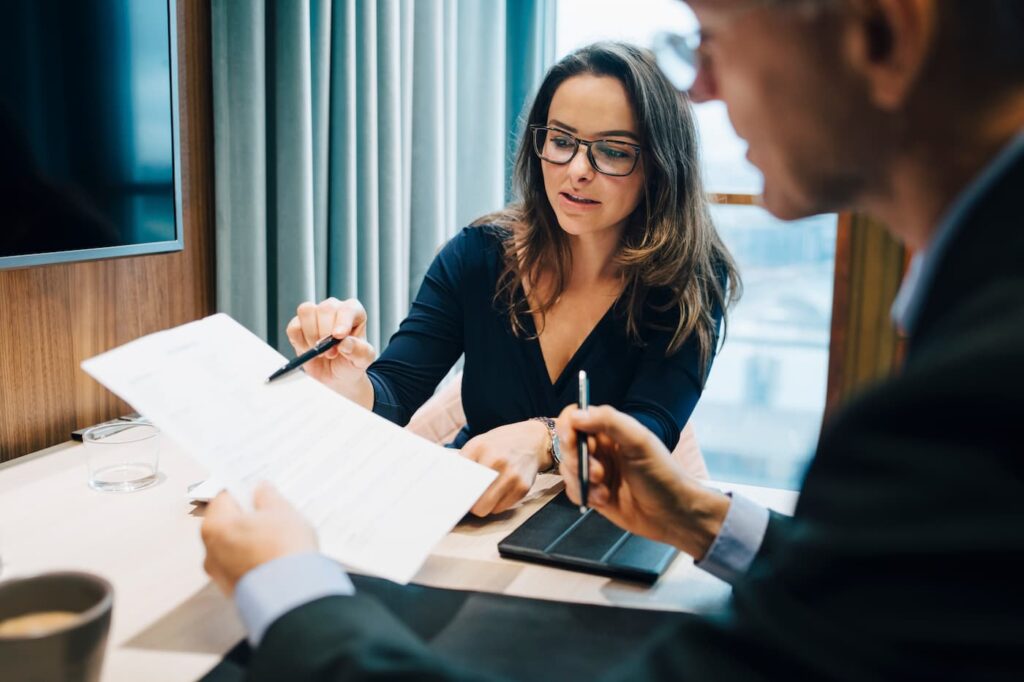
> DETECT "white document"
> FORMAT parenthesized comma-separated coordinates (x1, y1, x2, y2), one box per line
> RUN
(81, 313, 496, 584)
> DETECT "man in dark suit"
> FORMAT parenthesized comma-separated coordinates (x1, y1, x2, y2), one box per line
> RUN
(201, 1, 1024, 678)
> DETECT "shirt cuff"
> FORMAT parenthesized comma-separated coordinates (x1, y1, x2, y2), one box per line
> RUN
(367, 372, 406, 425)
(234, 551, 355, 647)
(694, 492, 769, 585)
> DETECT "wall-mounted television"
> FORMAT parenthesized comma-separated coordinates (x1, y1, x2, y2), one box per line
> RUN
(0, 0, 182, 270)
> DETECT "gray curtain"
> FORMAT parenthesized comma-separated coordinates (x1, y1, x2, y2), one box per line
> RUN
(212, 0, 555, 353)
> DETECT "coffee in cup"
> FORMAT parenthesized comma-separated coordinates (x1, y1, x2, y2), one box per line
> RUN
(0, 610, 82, 636)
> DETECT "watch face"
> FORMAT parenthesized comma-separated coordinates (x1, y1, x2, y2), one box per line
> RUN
(550, 432, 562, 464)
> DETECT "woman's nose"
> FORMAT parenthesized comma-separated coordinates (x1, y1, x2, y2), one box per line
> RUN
(569, 145, 595, 181)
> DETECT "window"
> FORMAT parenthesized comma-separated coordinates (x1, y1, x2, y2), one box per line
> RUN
(557, 0, 838, 489)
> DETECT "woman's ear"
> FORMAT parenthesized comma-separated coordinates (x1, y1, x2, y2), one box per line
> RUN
(842, 0, 938, 110)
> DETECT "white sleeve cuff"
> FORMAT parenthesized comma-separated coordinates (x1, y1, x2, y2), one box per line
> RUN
(234, 551, 355, 646)
(694, 492, 770, 585)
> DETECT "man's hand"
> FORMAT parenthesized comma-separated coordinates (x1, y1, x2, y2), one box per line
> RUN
(200, 482, 318, 596)
(460, 419, 554, 516)
(557, 405, 730, 560)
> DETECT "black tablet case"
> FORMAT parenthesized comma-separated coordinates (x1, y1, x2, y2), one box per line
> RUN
(497, 492, 678, 584)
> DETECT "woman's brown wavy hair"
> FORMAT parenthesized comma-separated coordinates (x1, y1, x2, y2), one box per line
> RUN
(475, 42, 741, 374)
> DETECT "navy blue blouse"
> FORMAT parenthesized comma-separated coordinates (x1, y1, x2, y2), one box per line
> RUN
(366, 226, 719, 451)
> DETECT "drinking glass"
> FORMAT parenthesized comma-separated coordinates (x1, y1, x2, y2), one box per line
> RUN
(83, 422, 160, 492)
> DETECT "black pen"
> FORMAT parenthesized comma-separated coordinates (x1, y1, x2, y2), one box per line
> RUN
(577, 370, 590, 514)
(266, 335, 343, 383)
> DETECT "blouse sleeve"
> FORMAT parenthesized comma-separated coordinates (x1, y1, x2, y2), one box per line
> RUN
(365, 229, 474, 425)
(620, 302, 723, 452)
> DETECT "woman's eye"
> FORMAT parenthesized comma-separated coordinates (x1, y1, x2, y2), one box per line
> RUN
(551, 136, 574, 148)
(597, 145, 633, 160)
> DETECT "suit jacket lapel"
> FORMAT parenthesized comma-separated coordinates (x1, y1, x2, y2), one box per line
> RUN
(908, 153, 1024, 359)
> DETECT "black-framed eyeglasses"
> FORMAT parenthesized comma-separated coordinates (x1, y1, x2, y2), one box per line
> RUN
(530, 125, 642, 177)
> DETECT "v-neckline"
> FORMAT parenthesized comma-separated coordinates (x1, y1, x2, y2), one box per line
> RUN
(521, 299, 617, 393)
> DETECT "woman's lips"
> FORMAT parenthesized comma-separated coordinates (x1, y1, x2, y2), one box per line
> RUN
(559, 191, 601, 209)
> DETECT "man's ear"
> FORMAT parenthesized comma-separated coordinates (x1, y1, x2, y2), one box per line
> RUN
(842, 0, 938, 110)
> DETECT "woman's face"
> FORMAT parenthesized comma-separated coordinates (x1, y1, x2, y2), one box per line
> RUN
(540, 74, 646, 240)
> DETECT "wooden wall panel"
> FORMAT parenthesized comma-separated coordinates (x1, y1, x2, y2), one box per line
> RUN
(0, 0, 214, 461)
(824, 212, 905, 420)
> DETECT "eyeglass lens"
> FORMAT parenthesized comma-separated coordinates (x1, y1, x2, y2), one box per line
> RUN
(533, 128, 638, 176)
(652, 32, 699, 91)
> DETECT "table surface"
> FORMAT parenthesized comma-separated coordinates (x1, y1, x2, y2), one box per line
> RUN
(0, 436, 798, 682)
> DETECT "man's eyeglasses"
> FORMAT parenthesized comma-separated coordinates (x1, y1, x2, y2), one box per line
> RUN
(530, 125, 642, 177)
(651, 0, 784, 92)
(651, 31, 703, 92)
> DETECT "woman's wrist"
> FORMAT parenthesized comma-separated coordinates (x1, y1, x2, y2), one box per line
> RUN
(353, 373, 375, 411)
(528, 418, 556, 471)
(332, 372, 375, 411)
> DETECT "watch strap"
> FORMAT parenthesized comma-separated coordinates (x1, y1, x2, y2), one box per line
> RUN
(530, 416, 562, 473)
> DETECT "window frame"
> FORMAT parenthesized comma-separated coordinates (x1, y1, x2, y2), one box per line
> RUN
(711, 194, 903, 426)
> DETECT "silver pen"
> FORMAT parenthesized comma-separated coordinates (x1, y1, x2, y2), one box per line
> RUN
(577, 370, 590, 513)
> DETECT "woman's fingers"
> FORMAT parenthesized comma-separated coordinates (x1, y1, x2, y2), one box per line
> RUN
(296, 301, 321, 348)
(316, 299, 339, 346)
(285, 315, 306, 353)
(331, 298, 368, 338)
(470, 476, 511, 517)
(290, 298, 370, 356)
(459, 442, 496, 516)
(335, 336, 376, 371)
(492, 474, 532, 514)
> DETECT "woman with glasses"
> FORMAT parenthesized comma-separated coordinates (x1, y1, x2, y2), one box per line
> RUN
(287, 42, 740, 516)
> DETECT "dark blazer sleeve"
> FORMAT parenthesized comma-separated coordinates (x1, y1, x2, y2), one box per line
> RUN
(247, 595, 495, 682)
(615, 280, 1024, 680)
(752, 509, 790, 563)
(366, 230, 475, 426)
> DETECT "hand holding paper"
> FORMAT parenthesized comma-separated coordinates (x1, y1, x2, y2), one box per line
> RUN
(82, 313, 496, 584)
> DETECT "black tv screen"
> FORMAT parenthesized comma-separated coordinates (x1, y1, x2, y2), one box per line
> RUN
(0, 0, 182, 270)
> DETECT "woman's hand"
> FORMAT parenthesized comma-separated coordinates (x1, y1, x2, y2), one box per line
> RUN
(285, 298, 376, 409)
(557, 405, 730, 559)
(460, 419, 555, 516)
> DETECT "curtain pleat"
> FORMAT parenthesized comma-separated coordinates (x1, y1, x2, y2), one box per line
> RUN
(409, 0, 448, 303)
(353, 0, 380, 347)
(268, 0, 316, 351)
(212, 0, 554, 354)
(310, 0, 332, 301)
(376, 0, 404, 343)
(212, 0, 268, 339)
(326, 0, 358, 311)
(453, 1, 505, 229)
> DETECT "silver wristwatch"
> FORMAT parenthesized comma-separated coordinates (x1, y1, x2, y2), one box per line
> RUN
(531, 416, 562, 473)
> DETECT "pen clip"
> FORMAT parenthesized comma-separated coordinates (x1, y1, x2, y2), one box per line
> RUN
(576, 370, 590, 514)
(314, 334, 340, 352)
(577, 370, 589, 411)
